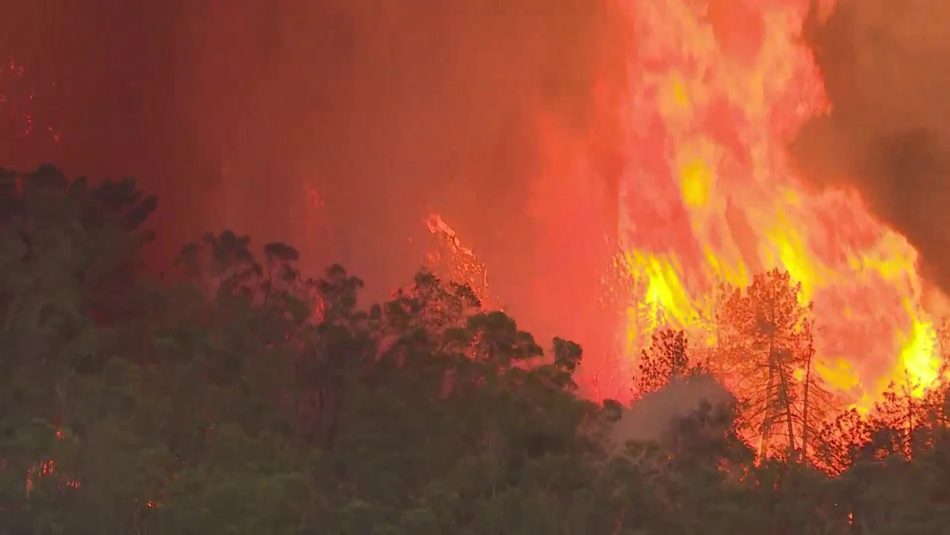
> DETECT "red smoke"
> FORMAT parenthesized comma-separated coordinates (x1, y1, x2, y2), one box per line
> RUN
(2, 1, 947, 406)
(0, 1, 629, 377)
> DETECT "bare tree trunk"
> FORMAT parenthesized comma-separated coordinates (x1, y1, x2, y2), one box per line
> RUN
(778, 364, 798, 459)
(801, 340, 814, 465)
(758, 350, 775, 459)
(904, 375, 915, 458)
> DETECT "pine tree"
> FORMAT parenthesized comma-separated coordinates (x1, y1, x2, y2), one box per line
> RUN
(633, 329, 704, 398)
(717, 270, 833, 461)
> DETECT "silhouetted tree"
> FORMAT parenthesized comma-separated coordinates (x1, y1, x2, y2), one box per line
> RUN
(6, 167, 950, 533)
(633, 328, 705, 398)
(717, 269, 834, 462)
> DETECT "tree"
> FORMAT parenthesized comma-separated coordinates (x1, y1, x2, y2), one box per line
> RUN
(0, 167, 160, 531)
(9, 165, 950, 533)
(633, 328, 705, 398)
(717, 269, 833, 462)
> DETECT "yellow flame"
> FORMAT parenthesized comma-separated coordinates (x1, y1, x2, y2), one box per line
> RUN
(703, 245, 750, 289)
(661, 74, 692, 115)
(623, 251, 702, 331)
(680, 159, 713, 208)
(816, 358, 861, 392)
(898, 301, 940, 397)
(847, 233, 919, 283)
(609, 0, 945, 413)
(671, 78, 690, 108)
(762, 214, 824, 305)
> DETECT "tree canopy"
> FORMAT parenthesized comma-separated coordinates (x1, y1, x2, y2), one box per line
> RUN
(2, 167, 950, 534)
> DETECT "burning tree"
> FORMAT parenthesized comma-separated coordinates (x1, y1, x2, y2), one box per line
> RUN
(717, 270, 833, 462)
(424, 214, 491, 306)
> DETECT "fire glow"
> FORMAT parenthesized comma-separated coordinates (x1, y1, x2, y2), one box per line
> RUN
(612, 0, 941, 411)
(3, 0, 943, 424)
(427, 0, 944, 414)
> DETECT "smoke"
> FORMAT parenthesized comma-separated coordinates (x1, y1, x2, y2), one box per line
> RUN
(791, 0, 950, 293)
(609, 375, 734, 447)
(176, 1, 629, 296)
(0, 1, 631, 354)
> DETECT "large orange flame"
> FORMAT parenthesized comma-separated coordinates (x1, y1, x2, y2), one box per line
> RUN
(611, 0, 942, 411)
(419, 2, 944, 414)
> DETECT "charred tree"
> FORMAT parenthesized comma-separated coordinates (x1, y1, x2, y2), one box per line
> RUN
(717, 270, 832, 461)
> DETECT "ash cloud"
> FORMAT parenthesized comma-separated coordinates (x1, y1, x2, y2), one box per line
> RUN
(791, 0, 950, 292)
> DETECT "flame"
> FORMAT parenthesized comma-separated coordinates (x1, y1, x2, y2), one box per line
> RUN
(424, 213, 491, 305)
(609, 0, 942, 410)
(897, 305, 940, 398)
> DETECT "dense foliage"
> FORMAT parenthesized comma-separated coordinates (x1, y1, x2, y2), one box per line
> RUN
(2, 167, 950, 534)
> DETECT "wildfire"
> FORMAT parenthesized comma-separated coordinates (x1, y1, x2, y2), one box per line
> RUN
(410, 2, 944, 418)
(610, 0, 942, 411)
(424, 213, 491, 305)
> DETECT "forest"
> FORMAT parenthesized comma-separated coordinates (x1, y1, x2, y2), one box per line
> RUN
(2, 167, 950, 534)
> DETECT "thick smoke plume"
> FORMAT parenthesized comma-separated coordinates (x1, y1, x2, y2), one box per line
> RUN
(791, 0, 950, 294)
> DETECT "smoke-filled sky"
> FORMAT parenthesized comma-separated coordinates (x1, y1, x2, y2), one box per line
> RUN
(792, 0, 950, 295)
(0, 1, 628, 347)
(1, 0, 948, 364)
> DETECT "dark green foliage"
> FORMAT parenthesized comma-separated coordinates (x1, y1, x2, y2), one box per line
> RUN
(634, 329, 705, 398)
(2, 167, 950, 534)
